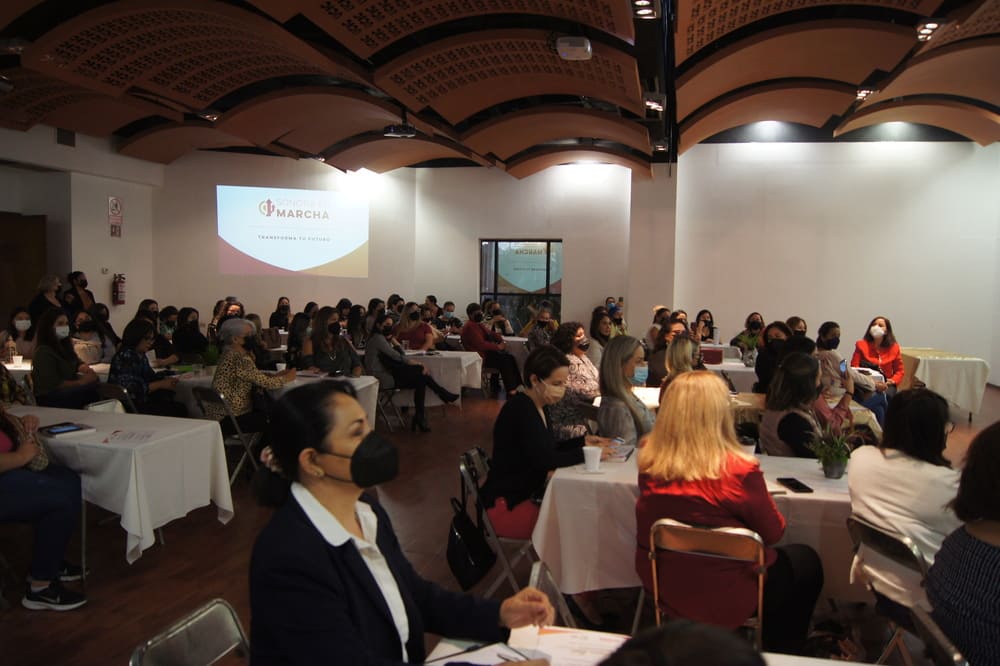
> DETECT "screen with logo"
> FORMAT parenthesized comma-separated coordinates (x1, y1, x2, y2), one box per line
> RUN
(216, 185, 369, 277)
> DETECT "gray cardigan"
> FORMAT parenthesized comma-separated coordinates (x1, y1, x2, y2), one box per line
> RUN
(597, 393, 655, 447)
(363, 332, 405, 389)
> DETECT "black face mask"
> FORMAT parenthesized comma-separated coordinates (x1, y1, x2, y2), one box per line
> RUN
(577, 338, 591, 352)
(328, 322, 341, 336)
(76, 320, 97, 333)
(472, 311, 484, 323)
(381, 324, 394, 335)
(793, 330, 806, 337)
(78, 279, 88, 289)
(243, 336, 258, 351)
(279, 305, 290, 313)
(408, 311, 421, 321)
(491, 309, 502, 317)
(326, 431, 399, 488)
(749, 320, 763, 332)
(702, 319, 713, 329)
(766, 338, 785, 355)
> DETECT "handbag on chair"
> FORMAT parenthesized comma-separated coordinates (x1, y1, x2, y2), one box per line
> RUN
(446, 449, 497, 590)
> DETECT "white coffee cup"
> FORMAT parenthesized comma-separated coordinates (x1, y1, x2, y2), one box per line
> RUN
(741, 444, 757, 457)
(275, 363, 287, 371)
(583, 445, 602, 472)
(11, 355, 23, 365)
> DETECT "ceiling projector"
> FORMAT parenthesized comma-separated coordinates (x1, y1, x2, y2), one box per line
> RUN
(556, 36, 592, 61)
(383, 123, 417, 138)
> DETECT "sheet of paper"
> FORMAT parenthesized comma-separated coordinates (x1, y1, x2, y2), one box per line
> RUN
(509, 625, 630, 665)
(426, 642, 527, 664)
(102, 430, 155, 444)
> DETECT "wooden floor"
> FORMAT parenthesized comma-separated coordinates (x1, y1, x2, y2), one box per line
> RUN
(1, 386, 998, 665)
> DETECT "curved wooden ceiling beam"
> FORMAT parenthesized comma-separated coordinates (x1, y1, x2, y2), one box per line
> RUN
(679, 81, 856, 153)
(836, 98, 1000, 145)
(118, 122, 253, 163)
(675, 0, 944, 64)
(246, 0, 635, 57)
(375, 29, 643, 125)
(677, 20, 914, 122)
(860, 38, 1000, 110)
(916, 0, 1000, 54)
(326, 136, 486, 173)
(20, 0, 356, 109)
(217, 87, 401, 155)
(461, 106, 650, 159)
(505, 147, 652, 180)
(0, 1, 43, 31)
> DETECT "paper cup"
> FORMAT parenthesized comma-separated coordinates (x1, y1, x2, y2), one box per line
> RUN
(11, 355, 23, 365)
(583, 445, 602, 472)
(275, 363, 287, 371)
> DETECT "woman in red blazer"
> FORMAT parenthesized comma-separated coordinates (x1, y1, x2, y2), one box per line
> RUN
(635, 372, 823, 654)
(851, 315, 904, 398)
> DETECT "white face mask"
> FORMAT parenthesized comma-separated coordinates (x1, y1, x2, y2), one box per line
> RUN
(540, 380, 566, 403)
(869, 325, 885, 338)
(54, 325, 71, 339)
(14, 319, 31, 331)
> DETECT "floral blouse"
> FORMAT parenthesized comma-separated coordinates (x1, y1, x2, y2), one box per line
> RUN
(209, 349, 285, 417)
(108, 348, 158, 404)
(550, 353, 601, 440)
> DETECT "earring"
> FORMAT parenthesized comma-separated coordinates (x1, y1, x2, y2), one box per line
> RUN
(314, 469, 323, 478)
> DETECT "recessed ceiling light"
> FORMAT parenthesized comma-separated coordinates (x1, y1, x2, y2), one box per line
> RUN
(636, 8, 654, 15)
(924, 21, 939, 29)
(634, 0, 652, 5)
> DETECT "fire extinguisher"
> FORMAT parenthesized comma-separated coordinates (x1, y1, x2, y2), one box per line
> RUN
(112, 273, 126, 305)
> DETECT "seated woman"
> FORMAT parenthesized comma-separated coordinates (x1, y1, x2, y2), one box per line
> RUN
(209, 318, 296, 434)
(608, 304, 629, 337)
(587, 309, 612, 369)
(0, 405, 86, 611)
(206, 299, 227, 346)
(848, 389, 960, 612)
(525, 308, 558, 350)
(646, 317, 688, 388)
(298, 312, 362, 378)
(419, 303, 447, 349)
(89, 303, 120, 349)
(693, 309, 715, 343)
(30, 309, 99, 409)
(285, 311, 311, 369)
(927, 420, 1000, 666)
(485, 304, 515, 337)
(657, 334, 701, 400)
(786, 316, 808, 336)
(636, 372, 823, 654)
(851, 315, 903, 400)
(548, 322, 600, 440)
(753, 321, 792, 393)
(71, 310, 114, 365)
(597, 335, 655, 447)
(730, 311, 764, 353)
(760, 352, 821, 457)
(345, 304, 368, 349)
(393, 302, 435, 351)
(250, 384, 555, 665)
(364, 313, 458, 432)
(644, 307, 671, 353)
(27, 274, 63, 327)
(172, 307, 209, 360)
(481, 346, 609, 539)
(268, 296, 291, 330)
(461, 303, 522, 396)
(1, 307, 35, 360)
(108, 319, 187, 417)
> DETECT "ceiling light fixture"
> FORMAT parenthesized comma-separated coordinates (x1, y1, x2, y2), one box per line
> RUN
(555, 35, 592, 61)
(384, 108, 417, 138)
(916, 19, 945, 41)
(652, 140, 669, 152)
(197, 110, 221, 122)
(632, 0, 661, 19)
(856, 88, 875, 101)
(643, 92, 666, 113)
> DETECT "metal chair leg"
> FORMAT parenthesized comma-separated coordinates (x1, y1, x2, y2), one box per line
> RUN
(631, 588, 645, 635)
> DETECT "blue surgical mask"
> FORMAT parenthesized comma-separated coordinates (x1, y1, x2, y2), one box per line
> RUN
(631, 364, 648, 385)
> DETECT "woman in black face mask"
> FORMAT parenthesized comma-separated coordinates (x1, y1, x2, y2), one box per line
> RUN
(547, 322, 600, 439)
(268, 297, 292, 329)
(730, 311, 765, 352)
(752, 321, 793, 394)
(250, 382, 554, 665)
(363, 313, 458, 432)
(297, 307, 362, 378)
(393, 302, 435, 351)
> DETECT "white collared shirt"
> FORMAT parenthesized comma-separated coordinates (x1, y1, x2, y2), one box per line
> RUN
(291, 483, 410, 660)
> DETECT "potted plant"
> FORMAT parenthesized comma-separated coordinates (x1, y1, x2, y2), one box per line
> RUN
(808, 427, 852, 479)
(736, 333, 759, 367)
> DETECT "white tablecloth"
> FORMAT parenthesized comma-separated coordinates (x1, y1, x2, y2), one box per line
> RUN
(392, 350, 482, 407)
(174, 372, 379, 425)
(532, 455, 864, 602)
(9, 405, 234, 564)
(900, 347, 991, 414)
(704, 359, 756, 393)
(4, 360, 32, 382)
(504, 336, 530, 373)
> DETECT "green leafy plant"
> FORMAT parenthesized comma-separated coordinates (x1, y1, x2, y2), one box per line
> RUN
(807, 427, 852, 465)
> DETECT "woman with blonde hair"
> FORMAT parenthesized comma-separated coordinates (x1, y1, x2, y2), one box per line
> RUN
(656, 334, 703, 400)
(597, 335, 654, 447)
(635, 371, 823, 654)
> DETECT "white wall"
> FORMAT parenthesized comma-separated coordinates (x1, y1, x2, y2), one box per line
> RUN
(628, 164, 677, 332)
(413, 164, 633, 325)
(675, 142, 1000, 384)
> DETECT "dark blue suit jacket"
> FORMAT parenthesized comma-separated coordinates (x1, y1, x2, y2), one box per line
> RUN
(250, 493, 507, 665)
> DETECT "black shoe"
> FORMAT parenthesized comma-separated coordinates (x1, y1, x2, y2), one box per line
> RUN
(410, 414, 431, 433)
(22, 581, 87, 611)
(438, 389, 460, 404)
(57, 562, 88, 582)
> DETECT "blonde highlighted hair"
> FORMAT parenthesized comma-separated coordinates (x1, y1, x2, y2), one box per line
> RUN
(638, 371, 751, 482)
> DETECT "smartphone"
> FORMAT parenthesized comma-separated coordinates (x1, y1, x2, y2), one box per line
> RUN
(839, 359, 847, 374)
(43, 422, 87, 435)
(776, 477, 814, 493)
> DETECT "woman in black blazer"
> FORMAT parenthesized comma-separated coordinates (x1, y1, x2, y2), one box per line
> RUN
(250, 382, 553, 665)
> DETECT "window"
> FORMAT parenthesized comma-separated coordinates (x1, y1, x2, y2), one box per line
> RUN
(480, 240, 562, 333)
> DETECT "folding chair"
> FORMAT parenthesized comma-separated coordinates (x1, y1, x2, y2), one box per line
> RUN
(528, 560, 577, 628)
(96, 382, 139, 413)
(910, 605, 968, 666)
(846, 515, 929, 666)
(376, 387, 404, 431)
(191, 387, 260, 486)
(481, 367, 500, 397)
(648, 517, 766, 650)
(86, 398, 126, 413)
(129, 598, 249, 665)
(459, 448, 536, 596)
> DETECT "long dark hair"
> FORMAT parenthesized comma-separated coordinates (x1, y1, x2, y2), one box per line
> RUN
(765, 352, 819, 411)
(253, 381, 357, 507)
(589, 309, 609, 345)
(135, 299, 158, 321)
(310, 306, 338, 353)
(880, 389, 950, 466)
(862, 315, 897, 348)
(950, 420, 1000, 522)
(35, 308, 77, 361)
(6, 306, 29, 341)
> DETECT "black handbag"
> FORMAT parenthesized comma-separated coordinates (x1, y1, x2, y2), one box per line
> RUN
(446, 451, 497, 590)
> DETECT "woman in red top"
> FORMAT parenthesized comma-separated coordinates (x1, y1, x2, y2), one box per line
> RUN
(635, 371, 823, 654)
(850, 315, 903, 398)
(393, 302, 435, 351)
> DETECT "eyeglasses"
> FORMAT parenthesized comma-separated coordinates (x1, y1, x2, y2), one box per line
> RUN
(945, 422, 956, 435)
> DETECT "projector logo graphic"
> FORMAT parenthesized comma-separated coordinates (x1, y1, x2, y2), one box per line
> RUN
(259, 199, 276, 216)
